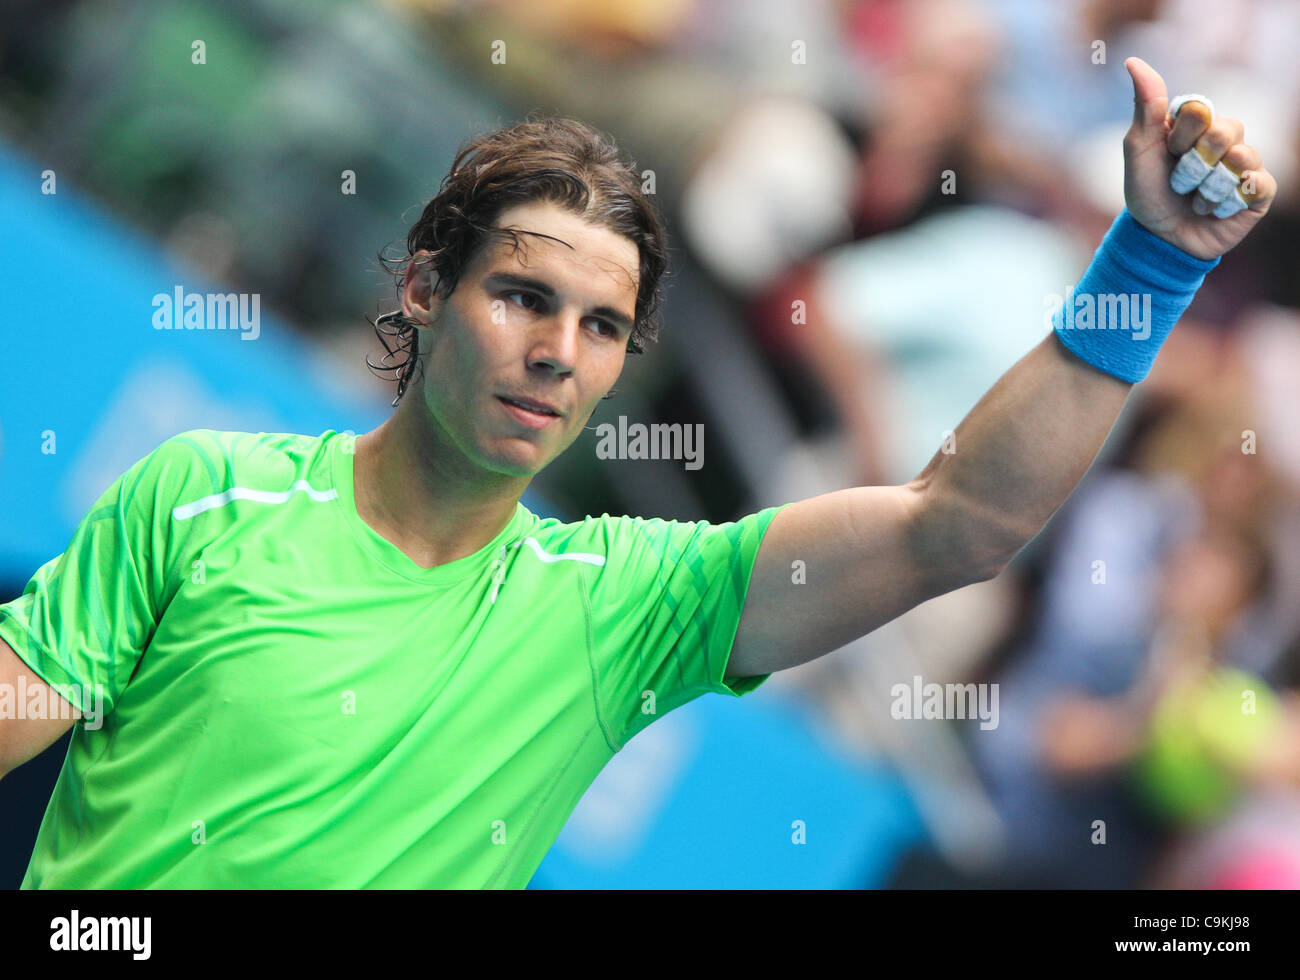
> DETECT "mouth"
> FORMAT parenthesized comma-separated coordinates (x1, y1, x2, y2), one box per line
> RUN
(497, 395, 562, 429)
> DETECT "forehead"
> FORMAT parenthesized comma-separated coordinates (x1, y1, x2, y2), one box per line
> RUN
(472, 200, 640, 301)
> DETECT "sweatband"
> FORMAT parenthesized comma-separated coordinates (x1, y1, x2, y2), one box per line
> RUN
(1052, 209, 1219, 383)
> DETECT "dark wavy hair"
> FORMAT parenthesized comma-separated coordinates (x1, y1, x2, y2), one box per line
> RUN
(368, 115, 670, 405)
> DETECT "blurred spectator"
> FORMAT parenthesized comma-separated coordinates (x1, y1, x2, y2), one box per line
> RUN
(974, 348, 1300, 885)
(757, 203, 1088, 488)
(1038, 522, 1300, 888)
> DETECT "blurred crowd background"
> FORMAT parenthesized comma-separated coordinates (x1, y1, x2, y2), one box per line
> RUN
(2, 0, 1299, 889)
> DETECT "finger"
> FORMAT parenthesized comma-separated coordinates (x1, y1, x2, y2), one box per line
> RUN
(1209, 167, 1277, 219)
(1167, 99, 1214, 155)
(1243, 167, 1277, 212)
(1171, 115, 1246, 196)
(1184, 117, 1246, 209)
(1192, 143, 1262, 209)
(1223, 143, 1263, 174)
(1194, 116, 1245, 168)
(1126, 57, 1169, 132)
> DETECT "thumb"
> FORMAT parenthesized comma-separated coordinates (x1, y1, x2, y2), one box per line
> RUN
(1125, 56, 1169, 131)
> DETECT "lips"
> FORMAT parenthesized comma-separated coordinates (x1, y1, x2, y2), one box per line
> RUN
(497, 395, 563, 430)
(497, 394, 562, 417)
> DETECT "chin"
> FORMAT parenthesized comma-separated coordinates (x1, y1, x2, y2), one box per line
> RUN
(480, 441, 549, 479)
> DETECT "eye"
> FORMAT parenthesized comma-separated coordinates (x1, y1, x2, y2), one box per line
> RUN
(503, 289, 620, 338)
(505, 290, 541, 312)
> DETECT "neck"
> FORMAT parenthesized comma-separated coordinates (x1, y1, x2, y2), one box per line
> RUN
(352, 392, 529, 570)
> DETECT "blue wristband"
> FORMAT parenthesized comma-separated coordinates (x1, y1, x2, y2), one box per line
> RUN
(1052, 209, 1220, 383)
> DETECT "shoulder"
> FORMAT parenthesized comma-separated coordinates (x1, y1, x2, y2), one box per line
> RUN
(154, 428, 326, 466)
(521, 506, 785, 578)
(147, 428, 329, 483)
(132, 429, 332, 517)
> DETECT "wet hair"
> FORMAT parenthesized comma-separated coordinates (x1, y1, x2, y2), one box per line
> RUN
(367, 115, 670, 405)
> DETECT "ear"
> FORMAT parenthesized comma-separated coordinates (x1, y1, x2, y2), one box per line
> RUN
(401, 252, 443, 326)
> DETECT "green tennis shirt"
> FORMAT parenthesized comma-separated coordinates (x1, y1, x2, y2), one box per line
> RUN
(0, 429, 787, 888)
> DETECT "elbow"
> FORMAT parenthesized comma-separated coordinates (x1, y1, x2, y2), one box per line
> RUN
(965, 532, 1031, 584)
(972, 554, 1013, 584)
(945, 545, 1013, 589)
(910, 484, 1028, 589)
(981, 515, 1046, 581)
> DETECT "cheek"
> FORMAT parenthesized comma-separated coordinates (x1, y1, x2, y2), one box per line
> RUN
(426, 322, 491, 397)
(420, 352, 473, 434)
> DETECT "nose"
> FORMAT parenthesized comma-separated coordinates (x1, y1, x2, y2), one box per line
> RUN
(527, 312, 580, 377)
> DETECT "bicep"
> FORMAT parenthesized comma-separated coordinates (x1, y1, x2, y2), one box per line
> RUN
(0, 636, 80, 778)
(728, 483, 975, 677)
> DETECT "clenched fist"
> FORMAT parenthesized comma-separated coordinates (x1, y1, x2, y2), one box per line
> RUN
(1122, 56, 1277, 261)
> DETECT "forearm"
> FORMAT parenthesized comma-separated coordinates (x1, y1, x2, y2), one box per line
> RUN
(908, 334, 1131, 578)
(907, 209, 1218, 578)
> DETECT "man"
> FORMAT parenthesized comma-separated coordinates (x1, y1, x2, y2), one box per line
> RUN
(0, 59, 1276, 888)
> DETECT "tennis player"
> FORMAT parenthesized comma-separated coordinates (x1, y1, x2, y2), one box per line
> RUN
(0, 58, 1276, 888)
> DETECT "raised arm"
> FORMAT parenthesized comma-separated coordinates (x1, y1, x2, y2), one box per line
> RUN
(728, 58, 1277, 678)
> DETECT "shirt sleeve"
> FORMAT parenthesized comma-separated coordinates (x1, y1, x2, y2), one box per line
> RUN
(582, 502, 790, 748)
(0, 433, 214, 717)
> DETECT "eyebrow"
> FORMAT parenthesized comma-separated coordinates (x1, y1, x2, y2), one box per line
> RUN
(483, 271, 635, 333)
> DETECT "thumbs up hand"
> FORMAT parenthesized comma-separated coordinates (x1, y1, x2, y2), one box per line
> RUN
(1122, 57, 1276, 260)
